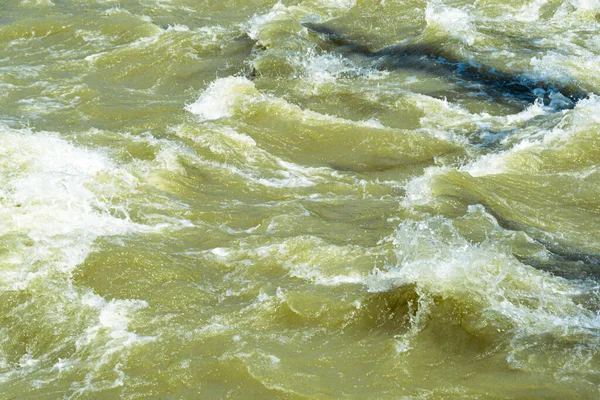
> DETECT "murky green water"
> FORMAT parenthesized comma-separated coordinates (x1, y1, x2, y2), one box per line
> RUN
(1, 0, 600, 398)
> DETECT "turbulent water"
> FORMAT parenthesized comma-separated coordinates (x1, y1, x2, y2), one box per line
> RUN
(1, 0, 600, 398)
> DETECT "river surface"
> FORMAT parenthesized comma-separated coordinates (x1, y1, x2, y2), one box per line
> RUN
(1, 0, 600, 398)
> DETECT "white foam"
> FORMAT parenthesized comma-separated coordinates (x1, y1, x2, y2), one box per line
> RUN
(0, 128, 135, 246)
(314, 274, 365, 286)
(505, 98, 548, 124)
(326, 0, 356, 9)
(0, 125, 181, 392)
(211, 247, 231, 258)
(20, 0, 55, 6)
(511, 0, 548, 22)
(103, 6, 132, 16)
(175, 123, 334, 189)
(188, 76, 390, 129)
(0, 125, 174, 282)
(412, 94, 599, 183)
(530, 53, 577, 86)
(267, 354, 281, 364)
(402, 167, 439, 206)
(75, 29, 108, 43)
(302, 53, 355, 85)
(425, 2, 476, 46)
(185, 76, 256, 121)
(165, 23, 190, 32)
(77, 296, 153, 352)
(246, 2, 289, 41)
(460, 153, 508, 177)
(554, 0, 600, 20)
(367, 218, 600, 341)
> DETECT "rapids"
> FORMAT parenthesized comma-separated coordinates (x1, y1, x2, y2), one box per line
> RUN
(0, 0, 599, 398)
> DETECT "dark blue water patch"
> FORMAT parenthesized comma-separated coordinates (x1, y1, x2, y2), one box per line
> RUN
(303, 22, 588, 112)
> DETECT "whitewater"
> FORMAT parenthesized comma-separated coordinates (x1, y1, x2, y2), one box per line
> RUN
(1, 0, 599, 398)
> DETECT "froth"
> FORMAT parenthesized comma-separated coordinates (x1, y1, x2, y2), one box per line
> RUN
(425, 2, 476, 46)
(175, 124, 331, 188)
(368, 218, 600, 343)
(0, 127, 133, 245)
(185, 76, 256, 121)
(0, 125, 168, 393)
(246, 3, 289, 41)
(20, 0, 55, 7)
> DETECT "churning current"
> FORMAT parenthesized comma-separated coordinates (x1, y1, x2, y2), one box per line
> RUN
(1, 0, 599, 398)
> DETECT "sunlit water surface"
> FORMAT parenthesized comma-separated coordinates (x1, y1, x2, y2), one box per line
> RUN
(1, 0, 600, 398)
